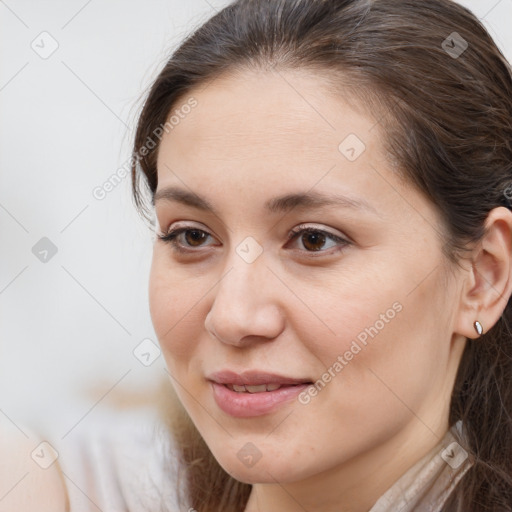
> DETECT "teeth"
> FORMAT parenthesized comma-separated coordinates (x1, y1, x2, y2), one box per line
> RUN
(226, 383, 284, 392)
(245, 384, 267, 393)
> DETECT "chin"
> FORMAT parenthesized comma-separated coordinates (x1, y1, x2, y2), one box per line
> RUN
(210, 448, 306, 485)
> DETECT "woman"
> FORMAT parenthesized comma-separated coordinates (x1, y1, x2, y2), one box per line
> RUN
(7, 0, 512, 510)
(129, 0, 512, 510)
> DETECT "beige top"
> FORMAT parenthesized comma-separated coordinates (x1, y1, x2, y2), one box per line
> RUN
(57, 410, 473, 512)
(370, 419, 473, 512)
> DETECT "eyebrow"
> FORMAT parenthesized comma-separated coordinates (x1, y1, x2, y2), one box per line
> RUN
(153, 186, 377, 215)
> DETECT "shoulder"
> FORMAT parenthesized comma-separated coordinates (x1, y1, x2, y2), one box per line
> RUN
(0, 418, 69, 512)
(58, 407, 186, 512)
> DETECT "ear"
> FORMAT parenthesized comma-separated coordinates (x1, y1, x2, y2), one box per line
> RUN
(455, 206, 512, 339)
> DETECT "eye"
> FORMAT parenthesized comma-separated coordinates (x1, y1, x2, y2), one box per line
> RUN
(157, 225, 217, 253)
(157, 223, 350, 256)
(286, 224, 350, 254)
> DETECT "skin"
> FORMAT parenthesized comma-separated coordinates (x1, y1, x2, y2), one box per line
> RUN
(0, 417, 69, 512)
(150, 68, 512, 512)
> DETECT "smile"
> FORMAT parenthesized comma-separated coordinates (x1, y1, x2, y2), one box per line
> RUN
(225, 383, 285, 392)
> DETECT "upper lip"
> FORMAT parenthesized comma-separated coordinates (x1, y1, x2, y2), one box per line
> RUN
(207, 370, 312, 386)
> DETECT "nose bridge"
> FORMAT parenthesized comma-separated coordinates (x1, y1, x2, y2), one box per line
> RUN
(219, 262, 257, 310)
(219, 233, 269, 301)
(205, 245, 284, 345)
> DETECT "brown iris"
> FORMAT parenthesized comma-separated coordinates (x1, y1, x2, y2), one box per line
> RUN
(301, 231, 326, 251)
(185, 229, 208, 247)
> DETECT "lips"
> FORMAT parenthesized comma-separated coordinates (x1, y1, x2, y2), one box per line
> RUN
(207, 370, 313, 417)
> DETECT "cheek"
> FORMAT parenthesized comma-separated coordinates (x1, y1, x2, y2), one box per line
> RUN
(290, 264, 404, 365)
(148, 253, 204, 361)
(294, 258, 445, 408)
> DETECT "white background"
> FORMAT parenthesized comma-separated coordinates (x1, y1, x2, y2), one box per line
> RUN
(1, 0, 511, 442)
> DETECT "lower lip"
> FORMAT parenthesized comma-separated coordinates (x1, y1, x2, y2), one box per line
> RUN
(211, 382, 310, 418)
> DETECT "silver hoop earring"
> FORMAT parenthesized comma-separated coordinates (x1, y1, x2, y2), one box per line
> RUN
(474, 320, 483, 336)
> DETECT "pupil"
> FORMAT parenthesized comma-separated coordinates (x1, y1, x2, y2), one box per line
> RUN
(303, 232, 325, 251)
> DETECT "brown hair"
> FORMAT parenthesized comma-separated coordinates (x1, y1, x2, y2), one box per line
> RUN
(131, 0, 512, 510)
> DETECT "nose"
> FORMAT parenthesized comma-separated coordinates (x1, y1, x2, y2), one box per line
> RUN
(204, 258, 285, 347)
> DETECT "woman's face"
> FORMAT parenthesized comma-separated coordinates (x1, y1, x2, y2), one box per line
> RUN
(149, 69, 467, 492)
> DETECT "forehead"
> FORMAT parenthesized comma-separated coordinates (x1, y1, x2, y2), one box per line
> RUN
(156, 69, 383, 169)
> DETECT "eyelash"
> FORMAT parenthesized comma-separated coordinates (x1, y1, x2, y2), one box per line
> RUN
(156, 224, 350, 256)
